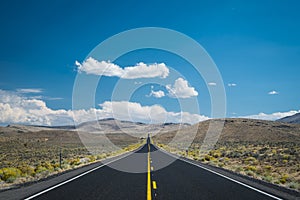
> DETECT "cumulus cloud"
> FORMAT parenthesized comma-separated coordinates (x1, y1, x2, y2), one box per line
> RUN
(98, 101, 208, 124)
(166, 78, 198, 98)
(149, 90, 165, 98)
(148, 86, 165, 98)
(0, 89, 206, 126)
(75, 57, 169, 79)
(208, 82, 217, 86)
(17, 88, 43, 93)
(239, 110, 300, 121)
(268, 90, 279, 95)
(228, 83, 237, 87)
(0, 90, 69, 126)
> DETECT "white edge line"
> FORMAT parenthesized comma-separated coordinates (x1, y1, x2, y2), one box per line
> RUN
(24, 148, 141, 200)
(157, 146, 283, 200)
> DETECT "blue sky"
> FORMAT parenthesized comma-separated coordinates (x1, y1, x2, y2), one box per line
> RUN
(0, 0, 299, 125)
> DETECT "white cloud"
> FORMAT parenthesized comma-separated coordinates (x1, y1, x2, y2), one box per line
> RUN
(44, 97, 64, 100)
(75, 57, 169, 79)
(28, 96, 63, 101)
(122, 62, 169, 79)
(208, 82, 217, 86)
(17, 88, 43, 93)
(166, 78, 198, 98)
(0, 90, 66, 126)
(239, 110, 300, 121)
(99, 101, 166, 123)
(268, 90, 279, 95)
(148, 88, 165, 98)
(98, 101, 208, 124)
(0, 89, 207, 126)
(228, 83, 237, 87)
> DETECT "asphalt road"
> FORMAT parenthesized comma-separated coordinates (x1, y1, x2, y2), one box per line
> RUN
(4, 138, 291, 200)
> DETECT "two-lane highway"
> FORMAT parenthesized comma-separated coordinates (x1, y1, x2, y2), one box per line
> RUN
(19, 137, 285, 200)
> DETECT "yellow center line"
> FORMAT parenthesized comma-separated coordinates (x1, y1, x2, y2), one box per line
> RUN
(147, 142, 152, 200)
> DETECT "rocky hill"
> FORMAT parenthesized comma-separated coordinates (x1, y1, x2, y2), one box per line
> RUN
(153, 118, 300, 144)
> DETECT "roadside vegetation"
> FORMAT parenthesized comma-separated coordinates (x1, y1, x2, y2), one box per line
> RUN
(0, 130, 143, 190)
(156, 142, 300, 192)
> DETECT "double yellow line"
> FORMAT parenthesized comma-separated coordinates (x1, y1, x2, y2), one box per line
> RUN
(147, 142, 152, 200)
(147, 136, 157, 200)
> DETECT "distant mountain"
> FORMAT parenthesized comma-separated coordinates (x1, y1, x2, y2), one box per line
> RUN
(1, 118, 190, 138)
(76, 118, 190, 137)
(4, 124, 70, 133)
(277, 113, 300, 124)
